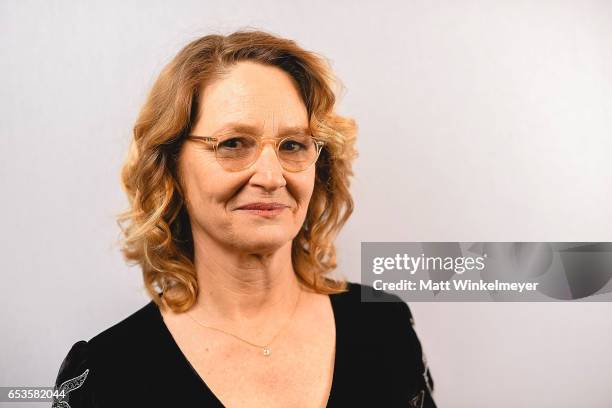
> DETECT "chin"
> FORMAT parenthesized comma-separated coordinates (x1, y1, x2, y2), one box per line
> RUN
(235, 240, 288, 254)
(233, 230, 294, 253)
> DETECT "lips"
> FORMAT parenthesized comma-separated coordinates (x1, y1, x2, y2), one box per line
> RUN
(236, 202, 288, 211)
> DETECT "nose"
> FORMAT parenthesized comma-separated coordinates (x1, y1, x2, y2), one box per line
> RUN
(248, 140, 286, 191)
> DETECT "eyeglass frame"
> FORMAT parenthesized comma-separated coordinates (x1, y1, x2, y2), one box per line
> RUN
(185, 134, 326, 173)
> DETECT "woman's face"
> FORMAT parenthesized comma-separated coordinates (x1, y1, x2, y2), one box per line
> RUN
(178, 61, 316, 254)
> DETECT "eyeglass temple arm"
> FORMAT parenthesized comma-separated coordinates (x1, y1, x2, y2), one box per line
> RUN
(187, 135, 217, 143)
(313, 139, 325, 152)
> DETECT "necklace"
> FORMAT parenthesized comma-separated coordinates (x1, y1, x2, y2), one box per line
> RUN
(185, 288, 302, 357)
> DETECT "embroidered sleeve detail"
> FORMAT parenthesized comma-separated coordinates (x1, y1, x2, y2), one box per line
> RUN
(53, 341, 92, 408)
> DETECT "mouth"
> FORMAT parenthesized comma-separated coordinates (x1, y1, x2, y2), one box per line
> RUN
(235, 202, 289, 217)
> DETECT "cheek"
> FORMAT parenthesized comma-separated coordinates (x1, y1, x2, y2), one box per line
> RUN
(289, 168, 316, 211)
(180, 148, 240, 204)
(185, 174, 244, 215)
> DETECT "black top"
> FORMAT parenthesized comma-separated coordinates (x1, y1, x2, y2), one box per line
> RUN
(53, 282, 436, 407)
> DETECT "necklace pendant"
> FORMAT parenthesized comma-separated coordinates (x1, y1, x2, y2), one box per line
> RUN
(263, 346, 271, 356)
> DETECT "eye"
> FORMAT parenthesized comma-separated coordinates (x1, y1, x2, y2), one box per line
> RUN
(280, 138, 307, 152)
(218, 136, 248, 149)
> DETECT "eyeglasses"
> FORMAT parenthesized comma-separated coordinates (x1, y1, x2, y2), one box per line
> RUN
(186, 133, 325, 173)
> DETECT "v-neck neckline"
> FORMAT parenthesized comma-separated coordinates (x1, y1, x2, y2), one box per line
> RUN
(153, 289, 346, 407)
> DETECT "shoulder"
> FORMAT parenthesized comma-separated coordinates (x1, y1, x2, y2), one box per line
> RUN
(52, 300, 162, 406)
(332, 281, 436, 406)
(331, 281, 421, 364)
(88, 299, 161, 351)
(331, 280, 415, 332)
(84, 299, 163, 366)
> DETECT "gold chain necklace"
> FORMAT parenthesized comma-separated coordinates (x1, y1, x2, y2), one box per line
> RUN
(185, 288, 302, 357)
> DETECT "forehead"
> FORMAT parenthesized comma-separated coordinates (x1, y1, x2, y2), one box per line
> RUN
(196, 61, 308, 134)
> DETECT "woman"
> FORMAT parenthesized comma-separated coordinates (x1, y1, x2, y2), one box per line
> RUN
(53, 30, 436, 408)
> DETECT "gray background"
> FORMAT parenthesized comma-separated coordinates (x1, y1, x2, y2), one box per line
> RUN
(1, 0, 611, 407)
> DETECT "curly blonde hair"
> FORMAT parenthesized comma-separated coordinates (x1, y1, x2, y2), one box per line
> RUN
(117, 30, 358, 312)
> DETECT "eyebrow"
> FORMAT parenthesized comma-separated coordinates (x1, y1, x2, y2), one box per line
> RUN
(212, 123, 311, 138)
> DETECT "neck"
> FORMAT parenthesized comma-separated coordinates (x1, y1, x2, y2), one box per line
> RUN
(188, 231, 302, 328)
